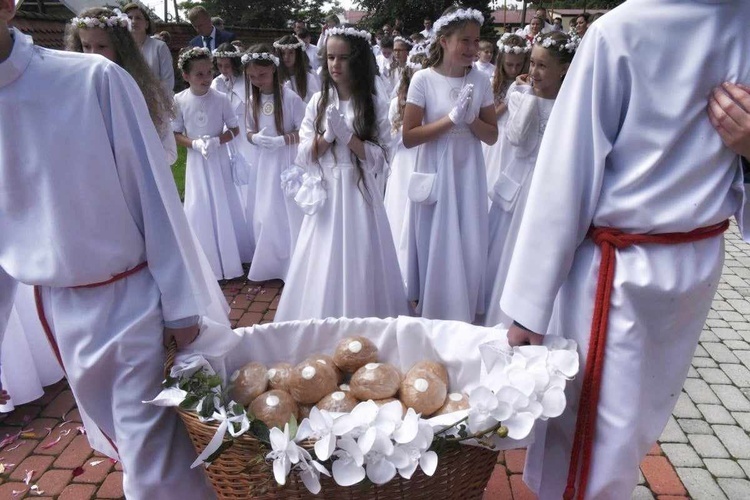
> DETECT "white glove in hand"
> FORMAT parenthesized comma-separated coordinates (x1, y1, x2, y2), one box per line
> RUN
(448, 84, 474, 125)
(254, 133, 286, 150)
(327, 105, 353, 145)
(191, 138, 206, 152)
(204, 136, 220, 153)
(323, 118, 336, 143)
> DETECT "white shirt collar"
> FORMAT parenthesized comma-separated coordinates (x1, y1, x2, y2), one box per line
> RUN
(0, 28, 33, 89)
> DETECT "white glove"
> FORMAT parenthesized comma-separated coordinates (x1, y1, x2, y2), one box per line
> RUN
(253, 131, 286, 150)
(327, 105, 352, 145)
(448, 84, 474, 125)
(323, 119, 336, 143)
(204, 136, 220, 153)
(191, 138, 206, 152)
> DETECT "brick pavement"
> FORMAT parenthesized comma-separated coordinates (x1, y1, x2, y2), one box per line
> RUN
(4, 225, 750, 498)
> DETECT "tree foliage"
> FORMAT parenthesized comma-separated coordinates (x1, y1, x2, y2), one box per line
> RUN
(177, 0, 340, 29)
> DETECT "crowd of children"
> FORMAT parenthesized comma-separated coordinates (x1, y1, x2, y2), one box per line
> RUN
(2, 1, 750, 499)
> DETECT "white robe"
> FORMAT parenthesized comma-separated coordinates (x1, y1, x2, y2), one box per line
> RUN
(246, 87, 306, 282)
(275, 90, 411, 321)
(173, 87, 252, 280)
(405, 68, 493, 322)
(499, 2, 750, 498)
(211, 73, 257, 263)
(0, 284, 64, 413)
(283, 71, 321, 103)
(141, 36, 174, 95)
(0, 29, 222, 499)
(484, 85, 555, 327)
(383, 97, 415, 286)
(473, 60, 495, 80)
(482, 80, 515, 202)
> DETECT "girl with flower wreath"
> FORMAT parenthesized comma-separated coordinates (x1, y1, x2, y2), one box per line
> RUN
(402, 6, 498, 323)
(384, 44, 428, 286)
(483, 31, 576, 327)
(275, 26, 411, 321)
(173, 47, 251, 280)
(275, 34, 321, 104)
(210, 42, 257, 263)
(65, 6, 177, 165)
(483, 33, 530, 193)
(243, 43, 306, 282)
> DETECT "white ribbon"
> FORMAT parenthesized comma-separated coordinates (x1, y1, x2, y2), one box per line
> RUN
(190, 400, 251, 468)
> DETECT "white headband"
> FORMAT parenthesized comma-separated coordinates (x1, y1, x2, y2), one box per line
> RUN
(178, 46, 211, 71)
(212, 50, 242, 59)
(393, 36, 414, 47)
(241, 52, 281, 66)
(533, 33, 579, 54)
(433, 8, 484, 34)
(327, 26, 372, 43)
(70, 9, 131, 30)
(273, 40, 305, 50)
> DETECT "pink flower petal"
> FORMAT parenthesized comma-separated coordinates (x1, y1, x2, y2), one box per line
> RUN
(72, 466, 85, 477)
(23, 469, 34, 485)
(5, 443, 21, 452)
(89, 460, 105, 466)
(40, 436, 62, 449)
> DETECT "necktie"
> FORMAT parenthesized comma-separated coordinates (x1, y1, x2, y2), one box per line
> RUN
(203, 35, 212, 49)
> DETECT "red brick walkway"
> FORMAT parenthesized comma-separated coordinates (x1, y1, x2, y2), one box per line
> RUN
(0, 276, 687, 499)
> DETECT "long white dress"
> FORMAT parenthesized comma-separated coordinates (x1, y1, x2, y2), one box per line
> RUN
(405, 68, 493, 322)
(482, 79, 515, 200)
(0, 285, 64, 413)
(274, 90, 411, 321)
(284, 71, 321, 103)
(499, 2, 750, 498)
(484, 85, 555, 327)
(211, 73, 257, 263)
(173, 87, 250, 280)
(0, 30, 221, 499)
(141, 36, 174, 94)
(246, 87, 306, 282)
(383, 97, 415, 285)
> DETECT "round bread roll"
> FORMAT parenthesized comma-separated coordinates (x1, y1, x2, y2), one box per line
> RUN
(410, 360, 449, 386)
(249, 390, 299, 429)
(307, 353, 344, 384)
(333, 336, 378, 373)
(399, 370, 447, 417)
(229, 362, 268, 406)
(267, 362, 293, 392)
(316, 391, 359, 413)
(434, 392, 470, 416)
(349, 363, 401, 400)
(373, 397, 407, 415)
(288, 359, 338, 404)
(298, 403, 313, 420)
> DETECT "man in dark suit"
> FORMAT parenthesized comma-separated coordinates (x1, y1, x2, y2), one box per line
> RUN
(187, 6, 235, 51)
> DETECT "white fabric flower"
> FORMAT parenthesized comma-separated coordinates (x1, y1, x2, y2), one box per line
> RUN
(393, 421, 437, 479)
(467, 386, 512, 433)
(280, 165, 305, 199)
(331, 436, 366, 486)
(296, 407, 336, 461)
(296, 458, 330, 494)
(294, 173, 327, 215)
(266, 424, 303, 486)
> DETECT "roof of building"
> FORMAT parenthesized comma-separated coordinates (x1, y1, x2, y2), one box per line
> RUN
(10, 10, 70, 49)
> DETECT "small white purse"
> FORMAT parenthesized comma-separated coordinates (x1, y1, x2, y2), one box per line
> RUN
(408, 172, 438, 204)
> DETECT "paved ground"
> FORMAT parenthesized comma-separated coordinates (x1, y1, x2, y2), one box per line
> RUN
(3, 225, 750, 498)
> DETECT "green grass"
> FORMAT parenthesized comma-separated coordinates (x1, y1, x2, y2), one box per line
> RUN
(173, 146, 187, 201)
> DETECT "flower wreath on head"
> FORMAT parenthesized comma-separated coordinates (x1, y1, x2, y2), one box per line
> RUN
(393, 36, 414, 47)
(326, 26, 372, 43)
(212, 49, 242, 59)
(70, 9, 131, 30)
(405, 41, 430, 70)
(177, 46, 211, 72)
(533, 33, 579, 54)
(432, 8, 484, 35)
(273, 40, 305, 51)
(241, 52, 281, 66)
(497, 40, 531, 54)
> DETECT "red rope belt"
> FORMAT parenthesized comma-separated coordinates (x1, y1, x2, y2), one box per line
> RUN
(563, 220, 729, 500)
(33, 262, 148, 454)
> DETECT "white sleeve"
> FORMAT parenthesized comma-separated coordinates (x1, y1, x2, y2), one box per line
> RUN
(171, 96, 185, 133)
(157, 40, 175, 94)
(478, 75, 494, 108)
(295, 93, 321, 167)
(307, 72, 321, 96)
(405, 71, 427, 108)
(500, 24, 627, 334)
(98, 64, 220, 322)
(221, 93, 239, 129)
(362, 93, 393, 174)
(161, 127, 178, 165)
(505, 92, 540, 156)
(289, 91, 307, 130)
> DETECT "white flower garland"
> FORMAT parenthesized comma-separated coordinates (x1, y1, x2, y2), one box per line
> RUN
(405, 41, 430, 70)
(212, 50, 242, 59)
(326, 26, 372, 43)
(393, 36, 414, 47)
(273, 40, 305, 51)
(497, 32, 531, 53)
(433, 8, 484, 35)
(177, 47, 211, 72)
(241, 52, 281, 67)
(533, 33, 579, 54)
(70, 9, 131, 30)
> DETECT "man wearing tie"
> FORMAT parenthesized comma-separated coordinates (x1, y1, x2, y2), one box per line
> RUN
(187, 6, 235, 51)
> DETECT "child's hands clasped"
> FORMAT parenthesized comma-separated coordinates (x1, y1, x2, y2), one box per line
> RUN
(252, 128, 286, 150)
(448, 84, 474, 125)
(326, 105, 353, 145)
